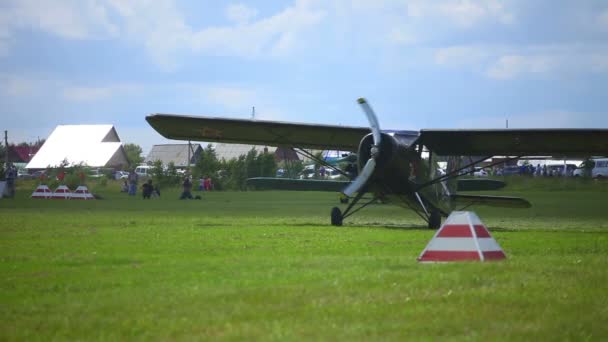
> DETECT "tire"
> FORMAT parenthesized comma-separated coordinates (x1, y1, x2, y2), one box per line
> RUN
(331, 207, 343, 226)
(428, 210, 441, 229)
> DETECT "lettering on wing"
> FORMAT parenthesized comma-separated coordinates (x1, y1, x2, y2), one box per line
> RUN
(200, 127, 223, 138)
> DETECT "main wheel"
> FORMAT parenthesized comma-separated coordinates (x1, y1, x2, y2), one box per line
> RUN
(331, 207, 343, 226)
(428, 210, 441, 229)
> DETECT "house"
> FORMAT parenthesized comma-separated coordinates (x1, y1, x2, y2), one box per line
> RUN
(26, 125, 128, 169)
(145, 144, 202, 168)
(7, 144, 42, 164)
(213, 143, 276, 161)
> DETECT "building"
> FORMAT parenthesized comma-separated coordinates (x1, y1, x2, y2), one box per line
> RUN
(213, 143, 277, 161)
(145, 144, 203, 168)
(7, 143, 42, 165)
(26, 125, 128, 169)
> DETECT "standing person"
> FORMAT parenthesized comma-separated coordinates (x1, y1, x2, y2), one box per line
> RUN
(5, 163, 17, 198)
(142, 179, 154, 199)
(180, 176, 193, 199)
(199, 177, 205, 191)
(128, 170, 138, 196)
(204, 176, 212, 191)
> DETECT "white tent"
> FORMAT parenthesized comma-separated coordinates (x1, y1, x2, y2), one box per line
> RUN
(26, 125, 128, 169)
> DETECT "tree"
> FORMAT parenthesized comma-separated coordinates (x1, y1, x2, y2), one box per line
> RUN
(123, 143, 144, 168)
(193, 144, 220, 179)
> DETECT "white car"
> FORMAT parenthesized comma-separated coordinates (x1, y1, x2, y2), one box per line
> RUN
(473, 168, 489, 177)
(114, 171, 129, 180)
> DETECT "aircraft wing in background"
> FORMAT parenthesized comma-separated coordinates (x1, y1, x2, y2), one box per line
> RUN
(146, 114, 371, 151)
(418, 129, 608, 156)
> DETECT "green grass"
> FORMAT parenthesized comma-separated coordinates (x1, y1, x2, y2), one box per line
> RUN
(1, 179, 607, 340)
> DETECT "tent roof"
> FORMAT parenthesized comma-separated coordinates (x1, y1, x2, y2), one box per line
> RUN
(26, 125, 127, 169)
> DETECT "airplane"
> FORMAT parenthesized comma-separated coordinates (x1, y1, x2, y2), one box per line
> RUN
(146, 98, 608, 228)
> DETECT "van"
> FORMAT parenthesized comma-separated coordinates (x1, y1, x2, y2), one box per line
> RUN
(135, 165, 152, 177)
(573, 158, 608, 178)
(592, 158, 608, 178)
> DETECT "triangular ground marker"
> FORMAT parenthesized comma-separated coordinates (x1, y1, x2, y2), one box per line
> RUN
(51, 185, 72, 199)
(417, 211, 506, 262)
(72, 185, 95, 200)
(31, 184, 52, 199)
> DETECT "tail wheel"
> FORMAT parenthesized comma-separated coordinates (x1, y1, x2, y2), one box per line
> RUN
(428, 210, 441, 229)
(331, 207, 343, 226)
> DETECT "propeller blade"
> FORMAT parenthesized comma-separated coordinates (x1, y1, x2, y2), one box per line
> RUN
(357, 98, 381, 146)
(342, 158, 376, 197)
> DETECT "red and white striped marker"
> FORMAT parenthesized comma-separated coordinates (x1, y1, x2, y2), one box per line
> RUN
(51, 185, 72, 199)
(417, 211, 506, 262)
(72, 185, 95, 200)
(31, 185, 52, 199)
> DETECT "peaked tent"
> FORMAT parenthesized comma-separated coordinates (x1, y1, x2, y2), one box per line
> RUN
(26, 125, 128, 169)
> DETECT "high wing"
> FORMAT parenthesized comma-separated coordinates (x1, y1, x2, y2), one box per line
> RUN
(146, 114, 370, 151)
(418, 129, 608, 156)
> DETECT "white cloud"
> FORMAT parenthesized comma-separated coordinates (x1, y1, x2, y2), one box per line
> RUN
(0, 0, 325, 68)
(4, 0, 117, 40)
(226, 4, 259, 25)
(204, 87, 258, 111)
(434, 45, 490, 67)
(191, 1, 326, 58)
(62, 84, 140, 102)
(456, 110, 606, 129)
(434, 44, 608, 80)
(407, 0, 513, 28)
(486, 55, 555, 80)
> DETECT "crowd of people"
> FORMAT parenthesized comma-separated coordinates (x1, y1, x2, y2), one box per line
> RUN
(120, 170, 212, 200)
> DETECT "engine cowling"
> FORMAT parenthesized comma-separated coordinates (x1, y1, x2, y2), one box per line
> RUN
(356, 132, 417, 194)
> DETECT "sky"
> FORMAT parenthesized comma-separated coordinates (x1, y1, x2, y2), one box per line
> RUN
(1, 0, 607, 154)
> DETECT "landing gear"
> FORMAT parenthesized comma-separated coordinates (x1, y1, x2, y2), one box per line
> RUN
(428, 209, 441, 229)
(331, 207, 343, 226)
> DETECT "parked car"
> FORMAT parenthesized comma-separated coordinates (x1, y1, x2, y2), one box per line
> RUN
(88, 169, 105, 178)
(327, 169, 344, 180)
(497, 165, 520, 176)
(135, 165, 152, 177)
(113, 170, 129, 180)
(30, 170, 47, 179)
(473, 167, 489, 177)
(17, 169, 32, 179)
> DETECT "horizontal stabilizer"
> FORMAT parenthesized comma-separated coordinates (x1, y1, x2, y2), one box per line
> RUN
(456, 179, 506, 192)
(450, 194, 531, 208)
(247, 177, 350, 191)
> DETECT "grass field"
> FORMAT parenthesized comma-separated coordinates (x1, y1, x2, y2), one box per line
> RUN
(1, 178, 607, 340)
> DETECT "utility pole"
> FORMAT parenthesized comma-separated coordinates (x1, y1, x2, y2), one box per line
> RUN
(4, 130, 8, 166)
(252, 106, 255, 120)
(506, 119, 509, 129)
(187, 140, 191, 173)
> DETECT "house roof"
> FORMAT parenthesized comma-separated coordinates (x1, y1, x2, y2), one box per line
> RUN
(26, 125, 128, 169)
(8, 145, 41, 163)
(145, 144, 202, 167)
(213, 143, 277, 161)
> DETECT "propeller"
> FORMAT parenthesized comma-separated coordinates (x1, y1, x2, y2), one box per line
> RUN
(342, 98, 382, 197)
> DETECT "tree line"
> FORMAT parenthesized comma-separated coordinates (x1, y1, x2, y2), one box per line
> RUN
(149, 144, 285, 191)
